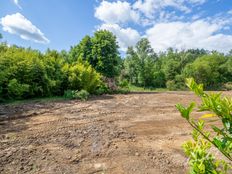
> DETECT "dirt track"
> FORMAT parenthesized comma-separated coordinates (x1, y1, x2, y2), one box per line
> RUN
(0, 92, 226, 174)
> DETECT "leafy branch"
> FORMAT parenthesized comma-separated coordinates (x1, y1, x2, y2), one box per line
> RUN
(176, 78, 232, 173)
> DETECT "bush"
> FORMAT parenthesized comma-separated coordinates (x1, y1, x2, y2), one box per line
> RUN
(118, 79, 129, 89)
(223, 82, 232, 91)
(68, 62, 101, 93)
(63, 89, 89, 101)
(63, 90, 76, 99)
(176, 78, 232, 173)
(7, 79, 29, 99)
(166, 80, 177, 90)
(75, 90, 89, 101)
(166, 76, 186, 91)
(94, 83, 109, 95)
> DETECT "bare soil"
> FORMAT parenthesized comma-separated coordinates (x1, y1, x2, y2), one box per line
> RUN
(0, 92, 230, 174)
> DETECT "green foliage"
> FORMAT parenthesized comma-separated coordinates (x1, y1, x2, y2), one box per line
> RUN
(122, 43, 232, 90)
(110, 88, 130, 94)
(68, 61, 101, 93)
(166, 80, 177, 91)
(118, 79, 129, 89)
(183, 53, 227, 88)
(123, 38, 157, 87)
(69, 30, 121, 78)
(0, 43, 104, 101)
(93, 81, 111, 95)
(63, 90, 76, 99)
(91, 30, 121, 78)
(0, 43, 105, 101)
(2, 31, 232, 101)
(7, 79, 29, 99)
(0, 46, 51, 98)
(183, 126, 227, 174)
(176, 78, 232, 173)
(64, 89, 89, 101)
(153, 71, 166, 88)
(69, 35, 93, 63)
(75, 90, 90, 101)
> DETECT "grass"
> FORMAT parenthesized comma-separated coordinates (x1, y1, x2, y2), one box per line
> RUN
(1, 96, 66, 105)
(128, 84, 168, 92)
(1, 86, 169, 105)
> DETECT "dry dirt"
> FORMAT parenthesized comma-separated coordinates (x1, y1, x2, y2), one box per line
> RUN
(0, 92, 230, 174)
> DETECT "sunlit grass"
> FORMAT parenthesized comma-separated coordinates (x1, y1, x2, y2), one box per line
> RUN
(128, 84, 167, 92)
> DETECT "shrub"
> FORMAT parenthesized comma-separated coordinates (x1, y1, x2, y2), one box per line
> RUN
(94, 83, 109, 95)
(63, 89, 89, 101)
(166, 80, 177, 90)
(63, 90, 76, 99)
(176, 78, 232, 174)
(68, 62, 101, 93)
(118, 79, 129, 89)
(7, 79, 29, 99)
(75, 90, 89, 101)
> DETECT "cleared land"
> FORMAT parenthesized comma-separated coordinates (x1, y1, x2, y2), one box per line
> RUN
(1, 92, 231, 174)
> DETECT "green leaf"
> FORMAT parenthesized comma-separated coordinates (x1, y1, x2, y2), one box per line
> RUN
(176, 102, 195, 120)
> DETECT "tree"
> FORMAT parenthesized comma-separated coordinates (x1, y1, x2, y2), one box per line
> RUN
(124, 38, 157, 87)
(69, 35, 93, 63)
(124, 47, 140, 84)
(91, 30, 121, 78)
(135, 38, 157, 87)
(183, 53, 226, 88)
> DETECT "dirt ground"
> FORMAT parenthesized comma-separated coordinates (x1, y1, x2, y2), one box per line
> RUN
(0, 92, 230, 174)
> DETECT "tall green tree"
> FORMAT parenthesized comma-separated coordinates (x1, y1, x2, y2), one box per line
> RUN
(91, 30, 120, 78)
(70, 35, 93, 63)
(124, 38, 157, 87)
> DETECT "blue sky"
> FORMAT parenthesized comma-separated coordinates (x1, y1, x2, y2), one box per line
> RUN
(0, 0, 232, 53)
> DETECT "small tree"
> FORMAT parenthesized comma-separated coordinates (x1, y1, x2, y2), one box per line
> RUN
(176, 78, 232, 173)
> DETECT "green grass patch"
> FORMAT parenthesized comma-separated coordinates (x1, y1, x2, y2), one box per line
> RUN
(1, 96, 66, 105)
(128, 85, 167, 92)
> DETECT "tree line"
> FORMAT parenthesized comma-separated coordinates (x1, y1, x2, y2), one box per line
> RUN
(122, 38, 232, 90)
(0, 31, 232, 101)
(0, 30, 120, 101)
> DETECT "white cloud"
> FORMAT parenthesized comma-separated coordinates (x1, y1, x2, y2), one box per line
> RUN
(188, 0, 206, 4)
(95, 1, 140, 24)
(133, 0, 190, 18)
(146, 20, 232, 53)
(228, 9, 232, 15)
(1, 13, 50, 44)
(99, 23, 141, 51)
(94, 0, 208, 25)
(13, 0, 22, 9)
(94, 1, 232, 53)
(133, 0, 207, 18)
